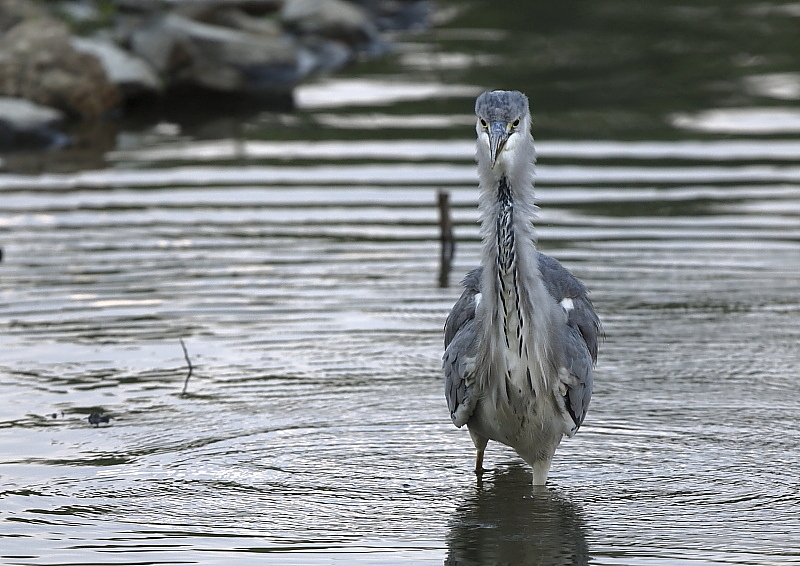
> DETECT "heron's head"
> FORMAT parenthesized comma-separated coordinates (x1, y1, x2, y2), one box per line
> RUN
(475, 90, 531, 171)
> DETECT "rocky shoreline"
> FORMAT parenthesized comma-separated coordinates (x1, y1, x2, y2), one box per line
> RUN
(0, 0, 432, 151)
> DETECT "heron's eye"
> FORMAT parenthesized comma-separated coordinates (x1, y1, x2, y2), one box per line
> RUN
(512, 118, 520, 128)
(479, 119, 488, 128)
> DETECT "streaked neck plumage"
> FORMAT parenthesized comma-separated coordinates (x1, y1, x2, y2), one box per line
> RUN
(475, 113, 558, 394)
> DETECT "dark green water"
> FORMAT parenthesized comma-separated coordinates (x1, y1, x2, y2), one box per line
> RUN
(1, 1, 799, 564)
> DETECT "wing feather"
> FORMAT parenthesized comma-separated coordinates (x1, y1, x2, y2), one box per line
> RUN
(443, 269, 481, 428)
(537, 252, 601, 363)
(537, 253, 601, 432)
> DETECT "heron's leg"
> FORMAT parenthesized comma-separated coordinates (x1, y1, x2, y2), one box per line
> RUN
(469, 429, 489, 474)
(475, 449, 485, 474)
(532, 458, 552, 486)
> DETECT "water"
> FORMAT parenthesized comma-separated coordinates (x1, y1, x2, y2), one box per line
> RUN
(2, 1, 800, 564)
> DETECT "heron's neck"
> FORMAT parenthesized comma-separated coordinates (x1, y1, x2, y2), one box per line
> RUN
(479, 172, 538, 279)
(495, 176, 516, 276)
(477, 172, 539, 348)
(478, 172, 545, 390)
(477, 158, 559, 390)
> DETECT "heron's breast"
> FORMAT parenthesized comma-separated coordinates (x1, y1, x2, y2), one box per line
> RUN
(495, 281, 538, 392)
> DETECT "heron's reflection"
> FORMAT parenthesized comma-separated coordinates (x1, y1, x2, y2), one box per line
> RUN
(445, 464, 589, 566)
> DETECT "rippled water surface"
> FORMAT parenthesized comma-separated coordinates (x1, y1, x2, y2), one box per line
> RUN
(3, 2, 800, 565)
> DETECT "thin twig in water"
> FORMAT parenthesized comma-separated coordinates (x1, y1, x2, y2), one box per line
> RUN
(180, 338, 193, 396)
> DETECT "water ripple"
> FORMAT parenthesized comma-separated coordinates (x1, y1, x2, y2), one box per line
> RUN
(2, 129, 799, 564)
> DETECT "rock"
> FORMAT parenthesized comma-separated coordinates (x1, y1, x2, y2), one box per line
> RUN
(0, 96, 63, 129)
(71, 36, 162, 97)
(204, 7, 283, 37)
(281, 0, 379, 48)
(0, 19, 120, 119)
(127, 16, 182, 76)
(361, 0, 434, 32)
(0, 96, 69, 150)
(297, 35, 353, 75)
(0, 0, 432, 142)
(130, 13, 302, 94)
(0, 0, 46, 32)
(54, 1, 103, 24)
(115, 0, 284, 15)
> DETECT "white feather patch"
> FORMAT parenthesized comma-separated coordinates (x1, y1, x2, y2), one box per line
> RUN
(560, 297, 574, 312)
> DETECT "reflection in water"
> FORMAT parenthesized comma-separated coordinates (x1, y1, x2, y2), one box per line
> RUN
(445, 465, 588, 566)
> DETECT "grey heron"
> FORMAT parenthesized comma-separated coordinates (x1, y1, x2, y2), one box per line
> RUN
(443, 90, 600, 485)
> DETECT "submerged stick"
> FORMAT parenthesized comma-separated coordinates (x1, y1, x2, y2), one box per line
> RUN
(438, 189, 455, 288)
(180, 338, 193, 396)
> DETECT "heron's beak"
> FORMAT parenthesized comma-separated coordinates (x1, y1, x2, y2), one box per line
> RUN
(488, 121, 509, 169)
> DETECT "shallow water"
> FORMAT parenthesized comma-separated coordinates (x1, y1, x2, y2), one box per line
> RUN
(3, 1, 800, 565)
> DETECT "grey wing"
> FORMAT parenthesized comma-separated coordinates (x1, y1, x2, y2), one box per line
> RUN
(561, 323, 595, 432)
(537, 252, 601, 363)
(443, 269, 482, 428)
(537, 252, 601, 432)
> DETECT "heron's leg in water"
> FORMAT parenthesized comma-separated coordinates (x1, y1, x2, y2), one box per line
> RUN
(469, 429, 488, 474)
(531, 458, 552, 486)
